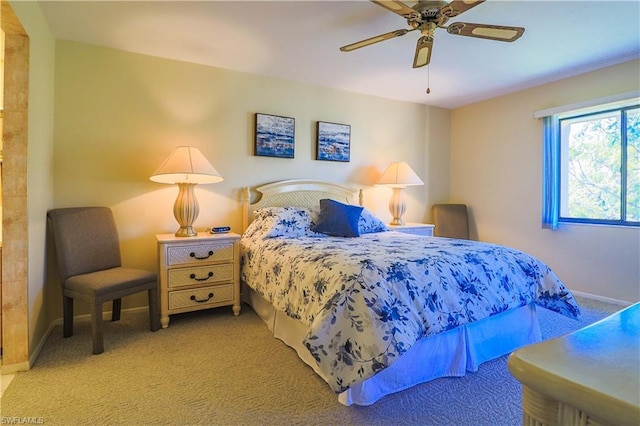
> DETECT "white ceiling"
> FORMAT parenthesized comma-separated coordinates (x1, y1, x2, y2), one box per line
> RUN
(38, 0, 640, 109)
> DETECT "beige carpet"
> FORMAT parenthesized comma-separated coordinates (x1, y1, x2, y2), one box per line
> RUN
(1, 298, 620, 425)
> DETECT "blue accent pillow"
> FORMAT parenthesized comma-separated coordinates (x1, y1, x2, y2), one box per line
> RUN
(311, 199, 364, 237)
(308, 205, 389, 235)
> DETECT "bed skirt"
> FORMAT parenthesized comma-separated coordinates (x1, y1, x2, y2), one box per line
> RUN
(242, 283, 542, 406)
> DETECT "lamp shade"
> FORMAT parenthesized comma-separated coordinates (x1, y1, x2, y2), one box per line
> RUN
(150, 146, 223, 184)
(376, 161, 424, 188)
(150, 146, 223, 237)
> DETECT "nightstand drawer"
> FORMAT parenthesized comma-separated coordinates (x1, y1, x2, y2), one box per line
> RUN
(397, 227, 433, 236)
(167, 243, 234, 266)
(157, 232, 241, 328)
(168, 264, 234, 288)
(168, 285, 234, 310)
(389, 223, 435, 237)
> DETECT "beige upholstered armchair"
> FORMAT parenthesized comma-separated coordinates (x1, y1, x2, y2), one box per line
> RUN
(47, 207, 160, 354)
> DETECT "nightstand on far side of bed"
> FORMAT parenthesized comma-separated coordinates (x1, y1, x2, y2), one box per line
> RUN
(388, 222, 435, 236)
(156, 232, 241, 328)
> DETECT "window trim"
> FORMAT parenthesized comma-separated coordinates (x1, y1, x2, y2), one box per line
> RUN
(540, 95, 640, 229)
(534, 90, 640, 119)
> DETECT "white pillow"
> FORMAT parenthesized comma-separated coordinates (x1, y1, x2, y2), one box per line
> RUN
(358, 208, 390, 234)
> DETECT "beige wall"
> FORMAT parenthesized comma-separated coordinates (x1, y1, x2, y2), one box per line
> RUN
(451, 60, 640, 303)
(22, 1, 55, 355)
(52, 40, 449, 315)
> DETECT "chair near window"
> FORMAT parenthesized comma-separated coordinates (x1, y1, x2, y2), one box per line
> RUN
(432, 204, 470, 239)
(47, 207, 160, 354)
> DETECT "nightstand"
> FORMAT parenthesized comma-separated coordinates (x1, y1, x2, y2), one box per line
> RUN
(156, 232, 241, 328)
(388, 222, 435, 236)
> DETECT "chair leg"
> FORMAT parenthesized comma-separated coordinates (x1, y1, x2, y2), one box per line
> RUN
(148, 287, 160, 332)
(63, 296, 74, 338)
(91, 303, 104, 355)
(112, 298, 122, 321)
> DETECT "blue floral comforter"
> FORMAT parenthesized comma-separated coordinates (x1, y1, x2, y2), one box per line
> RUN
(241, 231, 580, 393)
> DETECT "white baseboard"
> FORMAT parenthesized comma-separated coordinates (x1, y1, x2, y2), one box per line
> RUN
(24, 320, 59, 372)
(571, 290, 633, 307)
(1, 306, 151, 376)
(1, 360, 30, 375)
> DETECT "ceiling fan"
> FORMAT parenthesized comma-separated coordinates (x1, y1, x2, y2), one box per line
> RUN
(340, 0, 525, 68)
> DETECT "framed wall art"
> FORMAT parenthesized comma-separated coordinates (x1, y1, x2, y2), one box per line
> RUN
(316, 121, 350, 162)
(255, 113, 295, 158)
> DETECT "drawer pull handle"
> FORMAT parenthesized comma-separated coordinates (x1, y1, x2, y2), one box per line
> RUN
(190, 250, 214, 260)
(190, 293, 214, 303)
(190, 271, 214, 282)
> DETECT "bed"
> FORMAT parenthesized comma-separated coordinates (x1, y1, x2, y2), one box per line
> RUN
(240, 179, 580, 406)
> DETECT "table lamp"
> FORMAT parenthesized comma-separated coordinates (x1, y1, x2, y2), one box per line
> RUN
(376, 161, 424, 225)
(150, 146, 223, 237)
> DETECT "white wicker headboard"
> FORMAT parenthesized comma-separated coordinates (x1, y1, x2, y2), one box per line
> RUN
(241, 180, 363, 231)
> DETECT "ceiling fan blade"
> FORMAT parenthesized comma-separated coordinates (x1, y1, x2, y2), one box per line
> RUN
(446, 22, 525, 42)
(440, 0, 486, 19)
(412, 35, 433, 68)
(340, 28, 415, 52)
(370, 0, 419, 19)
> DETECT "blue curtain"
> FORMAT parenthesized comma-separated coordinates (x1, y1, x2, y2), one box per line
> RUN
(542, 116, 560, 230)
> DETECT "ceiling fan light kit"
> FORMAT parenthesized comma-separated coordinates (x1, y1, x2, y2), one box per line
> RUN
(341, 0, 525, 68)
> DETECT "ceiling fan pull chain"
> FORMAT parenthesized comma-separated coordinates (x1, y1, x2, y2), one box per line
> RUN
(426, 65, 431, 94)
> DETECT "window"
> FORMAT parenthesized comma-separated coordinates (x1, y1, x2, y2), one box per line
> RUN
(541, 96, 639, 229)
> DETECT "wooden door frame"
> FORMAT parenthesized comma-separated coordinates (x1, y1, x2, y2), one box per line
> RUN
(1, 0, 30, 369)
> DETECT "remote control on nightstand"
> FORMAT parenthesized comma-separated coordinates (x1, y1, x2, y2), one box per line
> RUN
(209, 226, 231, 234)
